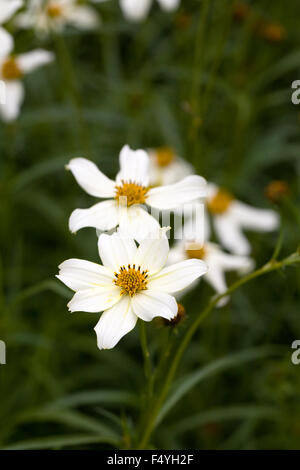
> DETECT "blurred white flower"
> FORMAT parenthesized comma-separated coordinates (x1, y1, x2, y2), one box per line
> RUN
(206, 183, 279, 256)
(57, 229, 207, 349)
(0, 0, 23, 57)
(0, 46, 54, 122)
(120, 0, 180, 22)
(169, 238, 254, 307)
(67, 145, 207, 241)
(148, 147, 194, 186)
(16, 0, 100, 35)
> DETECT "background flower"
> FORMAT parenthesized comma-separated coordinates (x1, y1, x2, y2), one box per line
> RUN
(0, 48, 54, 121)
(16, 0, 100, 35)
(206, 183, 279, 255)
(148, 146, 194, 186)
(120, 0, 180, 22)
(0, 0, 23, 57)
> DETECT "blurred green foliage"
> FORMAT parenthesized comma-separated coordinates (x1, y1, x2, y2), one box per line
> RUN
(0, 0, 300, 449)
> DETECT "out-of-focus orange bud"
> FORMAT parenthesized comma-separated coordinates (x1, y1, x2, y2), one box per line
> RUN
(232, 2, 251, 22)
(257, 21, 286, 42)
(175, 12, 192, 30)
(162, 303, 186, 327)
(265, 180, 289, 204)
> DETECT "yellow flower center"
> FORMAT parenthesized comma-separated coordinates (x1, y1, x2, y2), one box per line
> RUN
(207, 189, 234, 214)
(185, 243, 207, 260)
(47, 3, 63, 18)
(1, 58, 22, 81)
(155, 147, 175, 167)
(115, 180, 149, 207)
(114, 264, 148, 297)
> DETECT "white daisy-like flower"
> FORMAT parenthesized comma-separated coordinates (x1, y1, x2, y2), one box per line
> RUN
(148, 147, 194, 186)
(57, 229, 207, 349)
(0, 0, 23, 58)
(206, 183, 279, 256)
(16, 0, 100, 35)
(0, 44, 54, 122)
(120, 0, 180, 22)
(67, 145, 207, 242)
(169, 238, 254, 307)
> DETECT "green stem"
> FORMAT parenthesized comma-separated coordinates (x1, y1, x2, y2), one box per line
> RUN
(54, 34, 90, 155)
(137, 252, 300, 449)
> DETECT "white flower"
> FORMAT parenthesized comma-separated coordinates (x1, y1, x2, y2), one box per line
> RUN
(120, 0, 180, 22)
(169, 238, 254, 307)
(0, 46, 54, 122)
(0, 0, 23, 58)
(57, 229, 207, 349)
(67, 145, 207, 241)
(206, 183, 279, 256)
(148, 147, 194, 186)
(16, 0, 100, 35)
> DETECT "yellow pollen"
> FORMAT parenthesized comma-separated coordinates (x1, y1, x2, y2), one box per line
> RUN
(155, 147, 175, 167)
(1, 58, 22, 81)
(207, 189, 234, 214)
(47, 3, 63, 18)
(114, 265, 148, 297)
(185, 243, 206, 260)
(115, 180, 149, 207)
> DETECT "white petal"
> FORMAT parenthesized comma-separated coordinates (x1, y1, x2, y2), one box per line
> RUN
(148, 258, 207, 293)
(67, 158, 116, 198)
(116, 145, 150, 186)
(0, 80, 24, 122)
(211, 251, 255, 274)
(68, 286, 121, 313)
(69, 200, 119, 233)
(17, 49, 54, 74)
(57, 258, 114, 291)
(132, 290, 177, 321)
(231, 201, 279, 232)
(157, 0, 180, 11)
(94, 296, 137, 350)
(98, 232, 137, 272)
(214, 213, 251, 256)
(120, 0, 152, 21)
(204, 267, 229, 307)
(147, 175, 207, 210)
(0, 27, 13, 57)
(67, 5, 99, 29)
(119, 205, 160, 243)
(0, 0, 23, 24)
(133, 232, 169, 274)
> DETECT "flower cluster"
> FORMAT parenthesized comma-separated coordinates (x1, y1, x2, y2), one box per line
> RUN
(0, 0, 181, 122)
(57, 145, 279, 349)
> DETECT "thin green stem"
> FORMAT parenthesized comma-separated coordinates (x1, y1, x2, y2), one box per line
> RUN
(54, 34, 90, 154)
(137, 252, 300, 449)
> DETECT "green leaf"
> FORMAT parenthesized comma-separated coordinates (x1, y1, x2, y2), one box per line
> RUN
(2, 434, 118, 450)
(157, 346, 281, 426)
(44, 390, 136, 410)
(168, 405, 279, 436)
